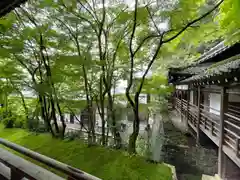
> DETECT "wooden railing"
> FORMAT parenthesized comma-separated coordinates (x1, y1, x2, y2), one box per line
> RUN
(174, 97, 240, 157)
(224, 113, 240, 157)
(0, 138, 101, 180)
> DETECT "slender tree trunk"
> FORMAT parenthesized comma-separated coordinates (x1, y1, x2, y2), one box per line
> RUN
(55, 95, 66, 138)
(39, 95, 55, 137)
(128, 103, 140, 154)
(107, 90, 117, 146)
(50, 97, 60, 135)
(20, 91, 28, 120)
(100, 77, 106, 145)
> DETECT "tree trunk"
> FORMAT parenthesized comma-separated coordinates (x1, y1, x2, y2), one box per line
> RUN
(39, 95, 55, 137)
(99, 77, 106, 146)
(107, 90, 117, 146)
(19, 91, 28, 120)
(128, 105, 140, 154)
(50, 97, 59, 135)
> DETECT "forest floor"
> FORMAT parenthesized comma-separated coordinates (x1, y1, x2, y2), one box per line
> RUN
(0, 124, 172, 180)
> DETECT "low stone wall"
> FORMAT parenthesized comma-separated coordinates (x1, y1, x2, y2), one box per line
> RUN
(169, 110, 188, 133)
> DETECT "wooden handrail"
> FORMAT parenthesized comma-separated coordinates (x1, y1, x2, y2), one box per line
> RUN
(201, 88, 221, 93)
(229, 104, 240, 111)
(189, 102, 198, 108)
(224, 120, 240, 131)
(200, 112, 220, 125)
(224, 139, 236, 151)
(0, 138, 101, 180)
(225, 113, 240, 122)
(225, 134, 236, 145)
(200, 103, 220, 112)
(228, 108, 240, 115)
(0, 147, 65, 180)
(224, 127, 240, 139)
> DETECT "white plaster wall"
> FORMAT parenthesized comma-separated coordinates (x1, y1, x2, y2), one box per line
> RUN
(228, 87, 240, 103)
(95, 108, 108, 127)
(176, 85, 188, 90)
(65, 113, 70, 122)
(203, 92, 209, 110)
(229, 94, 240, 102)
(209, 93, 220, 115)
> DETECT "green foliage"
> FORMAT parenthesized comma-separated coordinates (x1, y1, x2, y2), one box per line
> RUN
(218, 0, 240, 38)
(142, 75, 172, 97)
(2, 115, 15, 128)
(0, 109, 26, 129)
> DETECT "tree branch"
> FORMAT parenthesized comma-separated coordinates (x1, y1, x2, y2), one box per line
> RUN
(126, 0, 138, 109)
(162, 0, 224, 43)
(136, 34, 164, 97)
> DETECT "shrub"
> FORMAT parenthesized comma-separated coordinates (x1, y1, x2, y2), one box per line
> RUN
(2, 117, 15, 128)
(27, 116, 48, 133)
(64, 130, 80, 141)
(14, 117, 25, 128)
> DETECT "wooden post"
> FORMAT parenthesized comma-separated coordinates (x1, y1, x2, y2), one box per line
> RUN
(180, 92, 183, 122)
(186, 90, 190, 123)
(196, 86, 201, 145)
(211, 122, 214, 135)
(236, 138, 239, 157)
(218, 86, 228, 178)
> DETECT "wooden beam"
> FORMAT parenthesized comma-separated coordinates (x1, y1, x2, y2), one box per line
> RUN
(218, 86, 228, 178)
(0, 138, 101, 180)
(0, 147, 64, 180)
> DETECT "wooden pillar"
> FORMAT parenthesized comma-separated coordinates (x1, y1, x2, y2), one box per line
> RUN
(196, 86, 201, 145)
(180, 92, 183, 122)
(218, 86, 228, 178)
(186, 90, 190, 123)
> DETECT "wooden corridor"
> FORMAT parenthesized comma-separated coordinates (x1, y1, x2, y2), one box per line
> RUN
(174, 97, 240, 169)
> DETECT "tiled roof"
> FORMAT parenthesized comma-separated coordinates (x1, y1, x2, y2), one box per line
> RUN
(172, 63, 211, 75)
(169, 39, 240, 76)
(180, 54, 240, 83)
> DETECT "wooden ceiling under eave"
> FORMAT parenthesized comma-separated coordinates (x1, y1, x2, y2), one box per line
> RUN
(0, 0, 27, 17)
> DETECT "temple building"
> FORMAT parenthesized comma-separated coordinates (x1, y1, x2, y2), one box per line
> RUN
(168, 40, 240, 180)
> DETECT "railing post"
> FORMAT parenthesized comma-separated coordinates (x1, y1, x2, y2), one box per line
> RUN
(196, 86, 201, 145)
(236, 138, 239, 157)
(211, 121, 214, 135)
(218, 86, 228, 178)
(204, 116, 207, 129)
(180, 95, 183, 122)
